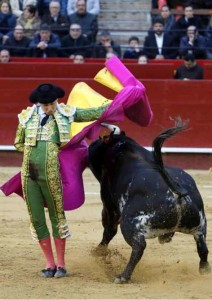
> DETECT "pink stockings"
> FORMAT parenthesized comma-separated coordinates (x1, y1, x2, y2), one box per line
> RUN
(39, 237, 66, 269)
(54, 237, 66, 268)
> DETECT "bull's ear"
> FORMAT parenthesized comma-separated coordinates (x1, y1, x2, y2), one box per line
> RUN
(121, 131, 126, 136)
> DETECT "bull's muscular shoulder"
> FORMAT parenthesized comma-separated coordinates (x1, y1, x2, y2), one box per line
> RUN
(57, 103, 76, 116)
(18, 105, 37, 127)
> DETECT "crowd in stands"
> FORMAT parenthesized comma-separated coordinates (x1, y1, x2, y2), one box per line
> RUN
(0, 0, 212, 64)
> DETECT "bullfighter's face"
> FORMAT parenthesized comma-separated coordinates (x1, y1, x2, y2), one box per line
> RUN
(41, 100, 58, 115)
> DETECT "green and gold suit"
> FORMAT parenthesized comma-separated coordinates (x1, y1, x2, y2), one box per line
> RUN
(15, 102, 107, 241)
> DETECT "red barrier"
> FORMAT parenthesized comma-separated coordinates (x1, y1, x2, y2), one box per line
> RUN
(10, 57, 106, 63)
(1, 62, 175, 79)
(203, 64, 212, 79)
(2, 63, 103, 78)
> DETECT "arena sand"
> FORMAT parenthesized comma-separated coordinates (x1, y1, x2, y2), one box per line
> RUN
(0, 167, 212, 299)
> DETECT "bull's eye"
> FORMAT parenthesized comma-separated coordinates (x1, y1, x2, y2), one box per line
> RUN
(103, 136, 111, 144)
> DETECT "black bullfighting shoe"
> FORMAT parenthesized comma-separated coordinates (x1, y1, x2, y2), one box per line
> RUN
(54, 267, 67, 278)
(40, 267, 57, 278)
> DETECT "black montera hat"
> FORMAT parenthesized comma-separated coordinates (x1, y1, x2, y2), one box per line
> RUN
(29, 83, 65, 104)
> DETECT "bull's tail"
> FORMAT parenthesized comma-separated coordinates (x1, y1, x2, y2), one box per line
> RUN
(152, 117, 189, 197)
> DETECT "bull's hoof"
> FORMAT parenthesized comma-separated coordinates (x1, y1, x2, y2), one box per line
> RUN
(91, 244, 108, 257)
(114, 276, 128, 284)
(199, 262, 211, 274)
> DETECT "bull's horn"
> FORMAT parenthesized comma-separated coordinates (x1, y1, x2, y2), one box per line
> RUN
(101, 123, 120, 134)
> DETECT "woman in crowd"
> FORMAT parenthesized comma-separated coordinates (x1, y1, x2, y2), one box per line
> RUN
(16, 4, 41, 39)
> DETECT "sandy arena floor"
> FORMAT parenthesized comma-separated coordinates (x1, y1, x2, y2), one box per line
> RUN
(0, 167, 212, 299)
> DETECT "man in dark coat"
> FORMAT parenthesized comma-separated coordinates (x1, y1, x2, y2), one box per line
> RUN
(41, 0, 70, 38)
(143, 17, 178, 59)
(174, 53, 204, 79)
(179, 25, 207, 59)
(29, 23, 61, 57)
(92, 30, 121, 58)
(68, 0, 98, 44)
(60, 23, 91, 57)
(4, 24, 31, 57)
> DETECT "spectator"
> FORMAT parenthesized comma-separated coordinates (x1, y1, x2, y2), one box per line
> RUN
(4, 24, 31, 56)
(172, 5, 204, 45)
(0, 0, 17, 35)
(174, 53, 204, 80)
(158, 0, 168, 9)
(73, 51, 84, 63)
(143, 17, 178, 59)
(10, 0, 37, 18)
(187, 0, 212, 28)
(152, 0, 184, 10)
(60, 23, 91, 58)
(37, 0, 68, 17)
(179, 25, 207, 59)
(67, 0, 100, 16)
(16, 5, 41, 39)
(29, 23, 60, 57)
(0, 48, 10, 62)
(41, 0, 69, 38)
(159, 5, 176, 33)
(105, 50, 118, 61)
(68, 0, 98, 43)
(138, 54, 148, 64)
(205, 15, 212, 58)
(123, 36, 144, 59)
(92, 30, 121, 58)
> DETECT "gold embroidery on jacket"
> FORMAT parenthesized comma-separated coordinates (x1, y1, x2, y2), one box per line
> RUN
(17, 104, 73, 146)
(46, 143, 70, 238)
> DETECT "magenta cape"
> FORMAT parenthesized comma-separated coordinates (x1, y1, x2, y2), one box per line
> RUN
(0, 57, 153, 210)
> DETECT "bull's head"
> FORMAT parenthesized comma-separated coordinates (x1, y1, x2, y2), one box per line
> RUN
(100, 123, 121, 143)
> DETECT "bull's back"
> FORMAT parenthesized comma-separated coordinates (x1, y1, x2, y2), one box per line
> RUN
(108, 163, 205, 233)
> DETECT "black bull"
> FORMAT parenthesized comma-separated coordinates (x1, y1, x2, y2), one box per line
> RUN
(88, 120, 211, 283)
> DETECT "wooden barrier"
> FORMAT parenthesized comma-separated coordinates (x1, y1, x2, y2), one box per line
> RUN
(1, 78, 212, 151)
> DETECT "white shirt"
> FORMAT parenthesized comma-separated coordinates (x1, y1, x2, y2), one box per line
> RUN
(155, 33, 164, 54)
(38, 106, 47, 123)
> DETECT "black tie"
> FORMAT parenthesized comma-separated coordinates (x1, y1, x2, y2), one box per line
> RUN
(41, 114, 49, 126)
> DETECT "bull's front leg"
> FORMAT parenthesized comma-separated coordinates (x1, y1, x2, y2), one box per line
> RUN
(94, 205, 120, 256)
(100, 205, 120, 245)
